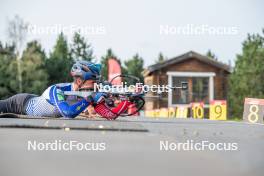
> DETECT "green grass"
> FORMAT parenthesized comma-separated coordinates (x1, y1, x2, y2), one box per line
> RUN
(228, 117, 242, 122)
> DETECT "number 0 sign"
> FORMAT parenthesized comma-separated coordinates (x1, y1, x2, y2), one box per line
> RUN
(243, 98, 264, 124)
(209, 100, 227, 120)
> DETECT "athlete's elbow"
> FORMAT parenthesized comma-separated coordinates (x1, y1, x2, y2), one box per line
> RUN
(61, 111, 78, 118)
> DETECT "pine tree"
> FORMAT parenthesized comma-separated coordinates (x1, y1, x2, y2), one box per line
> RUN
(0, 40, 48, 97)
(100, 49, 117, 80)
(70, 32, 94, 61)
(124, 54, 144, 83)
(155, 52, 166, 63)
(206, 49, 218, 60)
(46, 33, 73, 85)
(228, 30, 264, 118)
(0, 42, 17, 98)
(20, 41, 48, 95)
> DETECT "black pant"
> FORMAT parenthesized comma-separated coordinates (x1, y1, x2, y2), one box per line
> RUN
(0, 93, 37, 114)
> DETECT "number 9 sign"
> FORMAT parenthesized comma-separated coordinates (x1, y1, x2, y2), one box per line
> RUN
(209, 100, 227, 120)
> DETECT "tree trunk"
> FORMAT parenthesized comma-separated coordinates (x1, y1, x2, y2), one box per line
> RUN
(17, 54, 22, 93)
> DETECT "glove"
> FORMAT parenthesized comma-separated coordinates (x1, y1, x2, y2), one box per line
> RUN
(90, 92, 108, 104)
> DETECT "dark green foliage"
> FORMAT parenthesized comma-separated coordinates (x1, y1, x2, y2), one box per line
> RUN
(206, 50, 218, 60)
(124, 54, 144, 83)
(100, 48, 120, 81)
(45, 33, 73, 85)
(21, 41, 48, 95)
(70, 32, 94, 61)
(0, 42, 17, 98)
(155, 52, 167, 63)
(1, 31, 97, 98)
(228, 30, 264, 118)
(0, 41, 48, 98)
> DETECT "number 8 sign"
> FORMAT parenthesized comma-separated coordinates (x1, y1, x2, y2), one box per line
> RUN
(209, 100, 227, 120)
(243, 98, 264, 124)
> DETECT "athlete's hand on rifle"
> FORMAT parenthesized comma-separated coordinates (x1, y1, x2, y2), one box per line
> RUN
(87, 92, 108, 105)
(80, 105, 98, 118)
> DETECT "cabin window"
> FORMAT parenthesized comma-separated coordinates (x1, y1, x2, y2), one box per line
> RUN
(168, 72, 215, 106)
(171, 77, 209, 104)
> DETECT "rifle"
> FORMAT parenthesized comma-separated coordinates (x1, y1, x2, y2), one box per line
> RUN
(64, 75, 188, 117)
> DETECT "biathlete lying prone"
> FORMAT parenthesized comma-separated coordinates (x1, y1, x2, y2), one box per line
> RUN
(0, 61, 138, 120)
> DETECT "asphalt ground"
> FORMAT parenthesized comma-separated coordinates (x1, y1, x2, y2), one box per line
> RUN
(0, 116, 263, 176)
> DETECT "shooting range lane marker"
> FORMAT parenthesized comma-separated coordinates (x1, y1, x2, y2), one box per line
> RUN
(0, 117, 149, 132)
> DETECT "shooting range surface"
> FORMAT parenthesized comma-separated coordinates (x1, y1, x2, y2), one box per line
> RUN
(0, 116, 263, 176)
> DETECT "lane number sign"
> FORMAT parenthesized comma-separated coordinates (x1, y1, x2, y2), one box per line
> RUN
(243, 98, 264, 124)
(209, 100, 227, 120)
(176, 105, 188, 118)
(191, 102, 204, 119)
